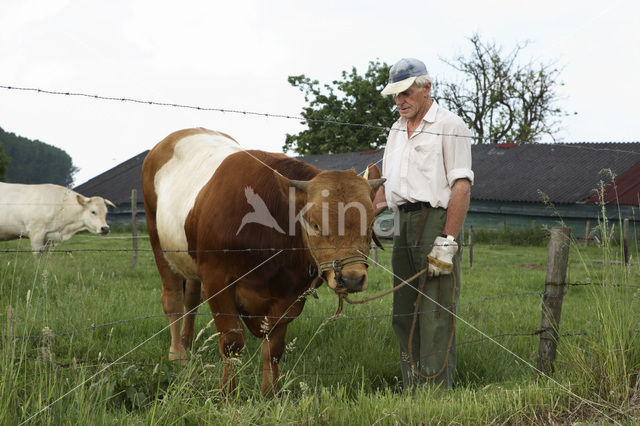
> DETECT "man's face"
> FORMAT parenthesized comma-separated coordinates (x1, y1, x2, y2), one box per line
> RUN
(393, 83, 430, 120)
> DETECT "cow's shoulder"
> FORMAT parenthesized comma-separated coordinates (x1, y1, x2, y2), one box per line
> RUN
(143, 128, 238, 176)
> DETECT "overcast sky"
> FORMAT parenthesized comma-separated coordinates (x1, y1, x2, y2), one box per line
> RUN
(1, 0, 638, 185)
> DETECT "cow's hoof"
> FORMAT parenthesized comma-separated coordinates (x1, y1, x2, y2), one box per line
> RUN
(168, 350, 188, 366)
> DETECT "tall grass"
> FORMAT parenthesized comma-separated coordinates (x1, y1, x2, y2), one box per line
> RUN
(0, 226, 638, 424)
(559, 205, 640, 412)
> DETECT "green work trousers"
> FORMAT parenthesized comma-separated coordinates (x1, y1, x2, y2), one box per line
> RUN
(391, 206, 461, 389)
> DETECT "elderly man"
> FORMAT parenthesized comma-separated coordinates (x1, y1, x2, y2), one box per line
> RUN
(373, 58, 474, 389)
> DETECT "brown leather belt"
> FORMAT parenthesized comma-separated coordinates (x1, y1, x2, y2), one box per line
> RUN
(398, 201, 431, 212)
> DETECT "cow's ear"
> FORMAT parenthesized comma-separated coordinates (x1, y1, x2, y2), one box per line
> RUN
(366, 163, 382, 180)
(365, 164, 385, 200)
(275, 172, 307, 211)
(76, 194, 87, 206)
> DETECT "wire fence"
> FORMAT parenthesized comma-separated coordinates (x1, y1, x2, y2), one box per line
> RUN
(1, 235, 636, 342)
(1, 290, 546, 340)
(2, 271, 635, 372)
(5, 328, 591, 373)
(2, 85, 637, 425)
(2, 84, 640, 146)
(2, 222, 636, 426)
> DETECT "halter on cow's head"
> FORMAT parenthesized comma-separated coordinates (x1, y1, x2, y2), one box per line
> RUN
(281, 165, 385, 294)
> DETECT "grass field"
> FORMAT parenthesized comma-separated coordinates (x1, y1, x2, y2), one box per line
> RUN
(0, 230, 638, 424)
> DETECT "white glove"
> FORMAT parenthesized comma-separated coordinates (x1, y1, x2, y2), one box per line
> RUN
(427, 235, 458, 277)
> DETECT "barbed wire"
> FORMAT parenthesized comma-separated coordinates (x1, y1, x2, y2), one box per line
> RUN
(0, 291, 544, 340)
(2, 84, 640, 147)
(2, 247, 630, 344)
(3, 233, 631, 424)
(0, 241, 465, 254)
(6, 328, 590, 374)
(4, 356, 154, 369)
(566, 281, 640, 288)
(9, 278, 640, 347)
(0, 84, 463, 140)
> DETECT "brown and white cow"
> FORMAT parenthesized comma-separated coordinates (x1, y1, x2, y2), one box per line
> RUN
(142, 127, 384, 396)
(0, 182, 115, 254)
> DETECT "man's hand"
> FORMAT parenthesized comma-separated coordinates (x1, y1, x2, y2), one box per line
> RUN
(427, 236, 458, 277)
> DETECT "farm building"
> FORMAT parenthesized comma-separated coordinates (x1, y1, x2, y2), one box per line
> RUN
(74, 142, 640, 239)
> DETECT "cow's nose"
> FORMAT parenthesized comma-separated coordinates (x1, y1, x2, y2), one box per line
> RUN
(100, 226, 110, 235)
(337, 274, 366, 293)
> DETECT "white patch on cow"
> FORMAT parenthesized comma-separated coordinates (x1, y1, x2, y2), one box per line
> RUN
(154, 132, 244, 278)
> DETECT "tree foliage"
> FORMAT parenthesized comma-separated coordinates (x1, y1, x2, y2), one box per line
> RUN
(283, 60, 396, 155)
(0, 126, 78, 186)
(285, 35, 569, 155)
(0, 140, 8, 181)
(436, 33, 567, 144)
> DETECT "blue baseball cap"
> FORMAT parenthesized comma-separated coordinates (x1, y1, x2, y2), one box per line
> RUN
(381, 58, 430, 96)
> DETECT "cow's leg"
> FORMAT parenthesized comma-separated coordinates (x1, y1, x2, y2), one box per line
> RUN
(203, 283, 245, 397)
(161, 275, 189, 363)
(28, 231, 47, 255)
(181, 279, 202, 349)
(146, 218, 188, 363)
(261, 323, 288, 397)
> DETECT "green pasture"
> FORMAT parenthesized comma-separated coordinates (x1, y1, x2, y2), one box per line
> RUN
(0, 229, 638, 424)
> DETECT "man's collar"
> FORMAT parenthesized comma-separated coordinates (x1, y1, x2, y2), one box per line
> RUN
(424, 99, 438, 123)
(398, 99, 439, 127)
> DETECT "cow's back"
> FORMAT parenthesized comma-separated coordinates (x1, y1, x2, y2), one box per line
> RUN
(142, 128, 243, 278)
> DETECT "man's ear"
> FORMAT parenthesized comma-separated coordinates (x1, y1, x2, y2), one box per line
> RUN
(275, 172, 308, 212)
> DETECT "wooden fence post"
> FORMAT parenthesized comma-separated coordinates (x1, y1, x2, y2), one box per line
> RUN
(584, 220, 591, 246)
(608, 223, 616, 244)
(537, 226, 571, 374)
(468, 226, 473, 268)
(623, 218, 630, 267)
(130, 189, 138, 269)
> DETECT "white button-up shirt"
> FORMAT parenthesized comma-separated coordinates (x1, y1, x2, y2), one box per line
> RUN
(382, 100, 474, 211)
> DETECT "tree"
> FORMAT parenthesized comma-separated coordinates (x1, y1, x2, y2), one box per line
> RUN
(0, 126, 78, 186)
(436, 33, 568, 144)
(284, 60, 397, 155)
(286, 35, 568, 154)
(0, 141, 8, 181)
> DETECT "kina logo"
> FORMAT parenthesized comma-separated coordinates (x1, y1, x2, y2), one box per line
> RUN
(236, 187, 285, 235)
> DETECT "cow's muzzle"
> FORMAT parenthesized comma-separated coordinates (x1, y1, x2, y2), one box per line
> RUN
(319, 254, 368, 293)
(100, 226, 110, 235)
(336, 273, 366, 293)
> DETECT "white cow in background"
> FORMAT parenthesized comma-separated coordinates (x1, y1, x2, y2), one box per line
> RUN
(0, 182, 115, 253)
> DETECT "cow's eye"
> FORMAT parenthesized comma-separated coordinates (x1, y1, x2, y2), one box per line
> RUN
(91, 210, 97, 215)
(307, 221, 321, 234)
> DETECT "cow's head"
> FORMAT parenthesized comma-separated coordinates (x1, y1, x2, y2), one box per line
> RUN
(76, 195, 116, 235)
(280, 164, 385, 294)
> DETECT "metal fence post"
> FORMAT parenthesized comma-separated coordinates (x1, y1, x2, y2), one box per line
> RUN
(537, 226, 571, 375)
